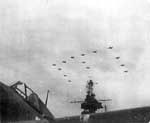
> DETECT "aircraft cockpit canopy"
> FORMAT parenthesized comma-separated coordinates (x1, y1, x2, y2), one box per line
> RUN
(10, 81, 40, 111)
(10, 81, 55, 120)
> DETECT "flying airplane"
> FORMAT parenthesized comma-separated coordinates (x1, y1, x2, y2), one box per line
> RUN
(81, 54, 85, 56)
(82, 61, 86, 64)
(116, 57, 120, 59)
(62, 61, 67, 63)
(1, 81, 150, 123)
(58, 68, 62, 71)
(108, 46, 113, 49)
(86, 67, 90, 69)
(70, 56, 75, 59)
(92, 51, 97, 53)
(121, 64, 125, 67)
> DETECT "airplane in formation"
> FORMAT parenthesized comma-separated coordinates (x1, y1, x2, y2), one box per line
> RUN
(1, 80, 150, 123)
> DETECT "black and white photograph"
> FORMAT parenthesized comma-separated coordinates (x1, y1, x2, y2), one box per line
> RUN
(0, 0, 150, 123)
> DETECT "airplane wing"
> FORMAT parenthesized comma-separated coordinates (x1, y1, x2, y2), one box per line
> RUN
(90, 106, 150, 123)
(56, 106, 150, 123)
(8, 120, 49, 123)
(98, 99, 112, 101)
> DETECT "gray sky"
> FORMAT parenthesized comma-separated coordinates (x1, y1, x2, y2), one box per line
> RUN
(0, 0, 150, 118)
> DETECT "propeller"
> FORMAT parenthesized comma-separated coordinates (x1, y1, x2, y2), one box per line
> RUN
(70, 100, 83, 103)
(98, 99, 112, 101)
(70, 99, 112, 103)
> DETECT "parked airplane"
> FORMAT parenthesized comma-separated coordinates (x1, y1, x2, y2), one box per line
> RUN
(0, 81, 54, 122)
(1, 81, 150, 123)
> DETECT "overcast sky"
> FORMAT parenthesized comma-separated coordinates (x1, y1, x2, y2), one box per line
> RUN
(0, 0, 150, 118)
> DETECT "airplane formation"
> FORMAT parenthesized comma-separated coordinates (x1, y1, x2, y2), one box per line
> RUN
(51, 46, 129, 83)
